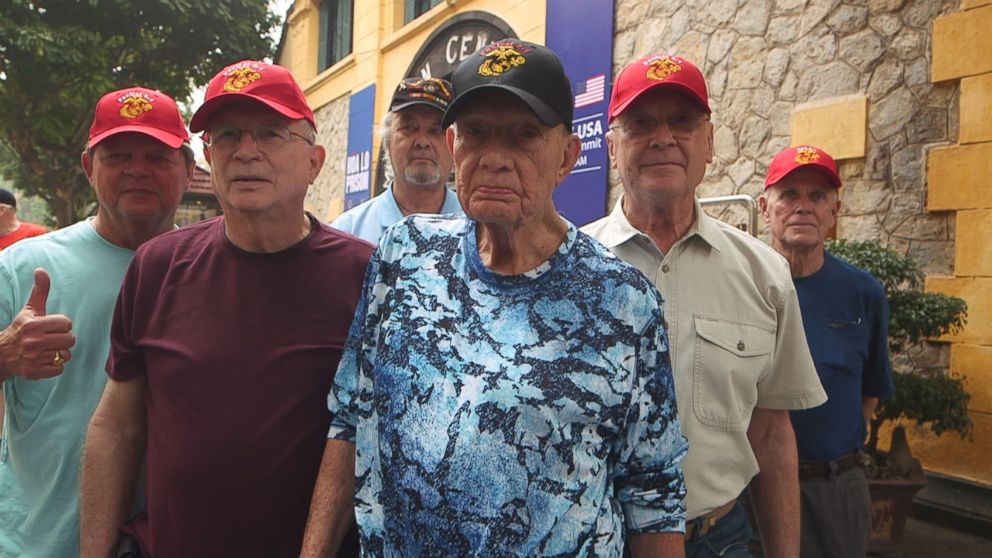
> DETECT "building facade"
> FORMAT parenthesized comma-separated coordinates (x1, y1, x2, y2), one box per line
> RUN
(278, 0, 991, 490)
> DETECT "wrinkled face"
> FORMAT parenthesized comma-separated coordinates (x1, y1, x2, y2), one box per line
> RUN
(446, 91, 579, 229)
(83, 132, 191, 226)
(608, 88, 713, 205)
(760, 167, 840, 252)
(389, 105, 453, 188)
(203, 101, 324, 217)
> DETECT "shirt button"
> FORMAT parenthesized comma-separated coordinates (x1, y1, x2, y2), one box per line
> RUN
(737, 341, 745, 351)
(661, 264, 670, 273)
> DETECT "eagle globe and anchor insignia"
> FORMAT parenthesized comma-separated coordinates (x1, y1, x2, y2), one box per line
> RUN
(794, 145, 822, 164)
(118, 92, 154, 120)
(224, 65, 263, 93)
(478, 41, 529, 77)
(645, 55, 683, 81)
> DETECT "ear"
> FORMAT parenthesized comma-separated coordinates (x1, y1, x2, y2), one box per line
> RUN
(606, 130, 618, 170)
(758, 193, 771, 223)
(81, 150, 95, 187)
(446, 126, 455, 154)
(308, 145, 327, 184)
(558, 133, 581, 182)
(183, 159, 194, 194)
(705, 121, 714, 163)
(204, 145, 213, 166)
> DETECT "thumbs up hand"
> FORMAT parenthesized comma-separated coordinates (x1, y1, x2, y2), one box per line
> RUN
(0, 268, 76, 381)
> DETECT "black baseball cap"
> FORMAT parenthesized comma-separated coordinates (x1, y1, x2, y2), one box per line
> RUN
(0, 189, 16, 208)
(441, 40, 574, 129)
(389, 77, 453, 113)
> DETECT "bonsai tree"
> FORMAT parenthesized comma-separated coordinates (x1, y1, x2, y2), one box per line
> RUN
(825, 239, 972, 457)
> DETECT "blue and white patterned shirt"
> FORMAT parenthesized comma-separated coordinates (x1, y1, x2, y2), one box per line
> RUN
(328, 215, 687, 557)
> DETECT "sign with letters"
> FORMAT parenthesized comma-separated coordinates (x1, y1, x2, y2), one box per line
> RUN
(344, 84, 376, 210)
(547, 0, 614, 226)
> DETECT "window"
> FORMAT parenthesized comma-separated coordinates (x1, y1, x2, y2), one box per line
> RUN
(404, 0, 442, 24)
(319, 0, 353, 71)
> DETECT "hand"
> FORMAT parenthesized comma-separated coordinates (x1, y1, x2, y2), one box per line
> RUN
(0, 268, 76, 380)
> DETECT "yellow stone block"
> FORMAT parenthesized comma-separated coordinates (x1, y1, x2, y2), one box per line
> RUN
(951, 344, 992, 414)
(955, 210, 992, 276)
(790, 96, 867, 160)
(926, 277, 992, 345)
(877, 413, 992, 486)
(933, 5, 992, 82)
(927, 143, 992, 210)
(960, 74, 992, 144)
(964, 0, 992, 9)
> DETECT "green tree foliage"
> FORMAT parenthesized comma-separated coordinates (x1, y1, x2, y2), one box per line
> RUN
(0, 0, 278, 226)
(826, 239, 972, 454)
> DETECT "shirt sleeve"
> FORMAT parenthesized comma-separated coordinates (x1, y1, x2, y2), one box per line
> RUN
(327, 249, 382, 442)
(106, 253, 147, 381)
(755, 277, 827, 410)
(862, 279, 895, 398)
(613, 310, 688, 534)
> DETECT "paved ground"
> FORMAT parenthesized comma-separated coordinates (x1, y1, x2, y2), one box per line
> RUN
(870, 517, 992, 557)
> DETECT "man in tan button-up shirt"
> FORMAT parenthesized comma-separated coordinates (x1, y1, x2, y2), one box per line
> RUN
(583, 54, 826, 558)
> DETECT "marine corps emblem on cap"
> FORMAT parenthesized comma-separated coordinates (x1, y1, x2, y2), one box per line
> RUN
(794, 145, 821, 164)
(224, 63, 264, 93)
(646, 55, 684, 81)
(478, 41, 531, 77)
(118, 91, 154, 119)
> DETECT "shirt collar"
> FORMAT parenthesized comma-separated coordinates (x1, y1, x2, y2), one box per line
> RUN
(598, 194, 725, 253)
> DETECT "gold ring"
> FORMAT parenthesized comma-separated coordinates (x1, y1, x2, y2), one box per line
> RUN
(52, 350, 64, 365)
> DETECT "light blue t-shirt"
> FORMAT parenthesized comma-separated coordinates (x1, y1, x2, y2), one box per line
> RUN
(329, 215, 687, 556)
(330, 183, 462, 244)
(0, 220, 135, 558)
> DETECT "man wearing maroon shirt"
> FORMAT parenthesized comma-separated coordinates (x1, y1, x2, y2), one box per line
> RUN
(80, 61, 371, 558)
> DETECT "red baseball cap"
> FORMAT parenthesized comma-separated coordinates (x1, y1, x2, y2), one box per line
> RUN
(88, 87, 189, 149)
(765, 145, 842, 190)
(189, 60, 315, 133)
(608, 54, 710, 122)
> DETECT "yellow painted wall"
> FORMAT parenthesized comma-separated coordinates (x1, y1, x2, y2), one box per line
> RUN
(789, 96, 867, 160)
(959, 73, 992, 144)
(279, 0, 547, 213)
(922, 1, 992, 487)
(932, 4, 992, 81)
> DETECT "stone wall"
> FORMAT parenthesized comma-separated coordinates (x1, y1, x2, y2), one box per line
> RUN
(306, 94, 350, 221)
(612, 0, 959, 278)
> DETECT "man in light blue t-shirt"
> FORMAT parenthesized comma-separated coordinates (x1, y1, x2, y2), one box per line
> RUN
(0, 86, 192, 558)
(331, 77, 460, 243)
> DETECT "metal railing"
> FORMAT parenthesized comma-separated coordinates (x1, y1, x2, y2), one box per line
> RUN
(699, 194, 758, 237)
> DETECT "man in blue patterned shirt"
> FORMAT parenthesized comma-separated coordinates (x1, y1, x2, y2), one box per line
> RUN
(300, 41, 688, 557)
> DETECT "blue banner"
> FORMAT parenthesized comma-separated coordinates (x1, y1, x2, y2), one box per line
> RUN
(546, 0, 614, 226)
(344, 84, 376, 210)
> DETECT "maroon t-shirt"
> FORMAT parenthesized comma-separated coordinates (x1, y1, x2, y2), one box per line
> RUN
(108, 216, 372, 558)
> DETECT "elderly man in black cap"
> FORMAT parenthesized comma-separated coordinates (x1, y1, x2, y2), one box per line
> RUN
(299, 41, 687, 558)
(332, 77, 459, 243)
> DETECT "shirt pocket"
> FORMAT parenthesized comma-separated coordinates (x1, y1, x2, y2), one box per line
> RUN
(692, 316, 775, 431)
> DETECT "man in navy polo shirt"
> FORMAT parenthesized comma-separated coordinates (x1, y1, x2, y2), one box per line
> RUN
(760, 145, 895, 558)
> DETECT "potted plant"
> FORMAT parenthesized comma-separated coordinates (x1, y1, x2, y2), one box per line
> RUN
(826, 239, 971, 552)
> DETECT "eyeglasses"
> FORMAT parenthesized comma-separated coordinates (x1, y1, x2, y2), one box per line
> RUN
(610, 112, 708, 141)
(204, 125, 314, 151)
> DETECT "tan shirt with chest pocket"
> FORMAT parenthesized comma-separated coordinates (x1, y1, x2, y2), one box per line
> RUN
(583, 197, 826, 520)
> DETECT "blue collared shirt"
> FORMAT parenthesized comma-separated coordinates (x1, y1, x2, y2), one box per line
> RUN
(330, 183, 462, 244)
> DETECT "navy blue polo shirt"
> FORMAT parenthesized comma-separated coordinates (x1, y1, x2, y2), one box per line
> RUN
(790, 252, 895, 462)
